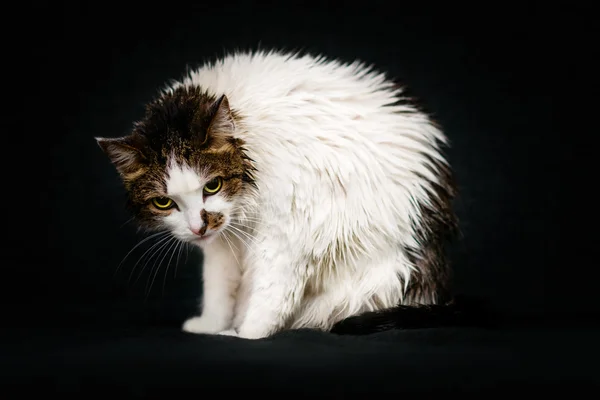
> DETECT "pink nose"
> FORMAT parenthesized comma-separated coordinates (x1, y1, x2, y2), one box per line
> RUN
(190, 226, 206, 236)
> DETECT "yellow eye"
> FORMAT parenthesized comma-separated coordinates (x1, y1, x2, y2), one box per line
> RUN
(151, 197, 175, 210)
(203, 177, 223, 195)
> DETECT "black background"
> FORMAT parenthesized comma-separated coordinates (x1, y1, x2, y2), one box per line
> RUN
(2, 2, 597, 395)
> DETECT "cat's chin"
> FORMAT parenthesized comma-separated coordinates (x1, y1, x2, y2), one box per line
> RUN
(191, 232, 219, 247)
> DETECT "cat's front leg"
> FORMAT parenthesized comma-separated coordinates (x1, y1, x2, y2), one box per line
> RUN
(234, 243, 307, 340)
(182, 236, 240, 334)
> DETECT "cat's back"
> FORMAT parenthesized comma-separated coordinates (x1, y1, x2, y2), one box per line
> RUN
(174, 50, 445, 164)
(174, 50, 448, 219)
(175, 50, 419, 129)
(166, 50, 454, 276)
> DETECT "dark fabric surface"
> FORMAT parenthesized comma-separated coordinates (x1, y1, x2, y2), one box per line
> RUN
(4, 2, 597, 396)
(2, 321, 599, 395)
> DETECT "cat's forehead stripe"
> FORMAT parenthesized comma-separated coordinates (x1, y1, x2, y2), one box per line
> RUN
(166, 160, 203, 195)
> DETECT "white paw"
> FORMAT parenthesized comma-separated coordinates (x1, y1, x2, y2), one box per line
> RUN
(182, 316, 226, 334)
(216, 329, 239, 337)
(237, 325, 271, 340)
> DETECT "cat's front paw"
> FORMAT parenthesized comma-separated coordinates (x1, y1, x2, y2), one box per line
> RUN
(216, 329, 239, 337)
(182, 316, 227, 334)
(237, 324, 272, 340)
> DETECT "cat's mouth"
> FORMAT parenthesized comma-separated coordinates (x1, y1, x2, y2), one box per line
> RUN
(192, 231, 217, 244)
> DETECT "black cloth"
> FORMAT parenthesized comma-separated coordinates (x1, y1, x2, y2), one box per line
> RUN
(3, 3, 597, 395)
(3, 320, 598, 395)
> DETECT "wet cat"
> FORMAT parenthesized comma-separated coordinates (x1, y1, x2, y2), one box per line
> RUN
(97, 50, 464, 339)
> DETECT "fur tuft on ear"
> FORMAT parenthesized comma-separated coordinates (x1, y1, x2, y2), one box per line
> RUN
(96, 136, 147, 178)
(208, 94, 235, 133)
(193, 94, 236, 147)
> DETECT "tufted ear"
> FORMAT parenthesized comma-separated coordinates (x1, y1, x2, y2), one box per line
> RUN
(95, 135, 147, 178)
(208, 94, 235, 135)
(192, 94, 236, 147)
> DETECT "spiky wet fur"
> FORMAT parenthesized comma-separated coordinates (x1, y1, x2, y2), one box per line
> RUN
(97, 50, 458, 339)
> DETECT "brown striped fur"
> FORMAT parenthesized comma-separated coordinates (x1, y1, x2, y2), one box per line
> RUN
(97, 86, 255, 231)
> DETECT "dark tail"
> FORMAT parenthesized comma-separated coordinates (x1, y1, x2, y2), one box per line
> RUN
(330, 295, 496, 335)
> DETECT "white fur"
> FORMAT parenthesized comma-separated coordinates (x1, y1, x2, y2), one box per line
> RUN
(163, 158, 234, 244)
(165, 50, 450, 339)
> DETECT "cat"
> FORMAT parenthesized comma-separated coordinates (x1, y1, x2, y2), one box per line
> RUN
(96, 49, 468, 339)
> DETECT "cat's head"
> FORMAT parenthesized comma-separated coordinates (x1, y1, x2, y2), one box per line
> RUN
(96, 86, 255, 246)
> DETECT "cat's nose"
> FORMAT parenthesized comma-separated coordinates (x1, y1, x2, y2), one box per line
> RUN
(190, 225, 207, 236)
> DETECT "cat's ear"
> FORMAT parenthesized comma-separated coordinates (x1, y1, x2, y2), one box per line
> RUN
(95, 136, 147, 177)
(208, 94, 236, 134)
(195, 94, 236, 146)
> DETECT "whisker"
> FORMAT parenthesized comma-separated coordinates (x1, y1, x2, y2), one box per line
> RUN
(227, 223, 260, 247)
(146, 237, 177, 297)
(230, 212, 264, 224)
(229, 222, 266, 235)
(230, 205, 259, 213)
(225, 227, 254, 252)
(162, 239, 182, 295)
(174, 240, 185, 279)
(135, 235, 173, 287)
(114, 231, 169, 277)
(229, 214, 263, 224)
(231, 213, 263, 221)
(227, 226, 255, 244)
(119, 217, 135, 229)
(232, 217, 268, 229)
(223, 230, 240, 252)
(128, 234, 172, 283)
(221, 231, 241, 267)
(231, 210, 262, 218)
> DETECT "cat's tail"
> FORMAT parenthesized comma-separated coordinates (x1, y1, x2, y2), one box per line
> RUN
(329, 295, 496, 335)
